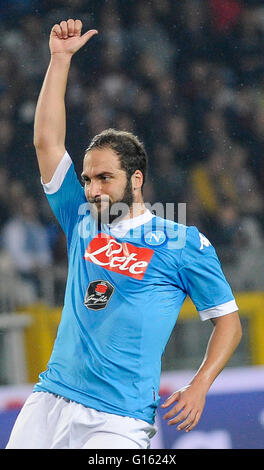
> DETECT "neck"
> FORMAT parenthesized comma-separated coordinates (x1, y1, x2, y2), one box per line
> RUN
(108, 199, 147, 226)
(123, 199, 146, 221)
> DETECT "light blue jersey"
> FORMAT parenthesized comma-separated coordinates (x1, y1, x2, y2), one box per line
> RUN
(34, 154, 237, 424)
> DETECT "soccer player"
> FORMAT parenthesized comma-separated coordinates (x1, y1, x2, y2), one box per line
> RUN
(6, 19, 242, 449)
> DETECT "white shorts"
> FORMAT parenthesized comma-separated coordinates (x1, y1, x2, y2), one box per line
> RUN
(5, 391, 157, 449)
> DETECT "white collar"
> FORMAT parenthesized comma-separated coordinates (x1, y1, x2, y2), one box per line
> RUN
(107, 209, 154, 237)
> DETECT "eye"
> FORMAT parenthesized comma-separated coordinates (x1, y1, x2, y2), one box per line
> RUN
(100, 175, 112, 182)
(81, 175, 91, 185)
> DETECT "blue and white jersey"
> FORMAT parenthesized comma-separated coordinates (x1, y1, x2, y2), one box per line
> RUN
(34, 152, 238, 424)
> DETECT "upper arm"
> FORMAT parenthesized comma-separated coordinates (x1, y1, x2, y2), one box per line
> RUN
(35, 145, 66, 183)
(210, 311, 243, 346)
(178, 227, 238, 319)
(42, 151, 87, 241)
(211, 311, 241, 331)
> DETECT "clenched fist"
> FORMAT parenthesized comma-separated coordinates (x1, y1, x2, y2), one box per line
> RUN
(49, 19, 98, 57)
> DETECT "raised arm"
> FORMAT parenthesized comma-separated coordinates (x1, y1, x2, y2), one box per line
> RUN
(33, 19, 98, 183)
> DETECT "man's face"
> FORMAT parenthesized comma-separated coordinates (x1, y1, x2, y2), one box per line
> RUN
(81, 147, 133, 224)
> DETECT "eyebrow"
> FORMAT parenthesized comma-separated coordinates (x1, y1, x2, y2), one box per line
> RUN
(81, 171, 114, 180)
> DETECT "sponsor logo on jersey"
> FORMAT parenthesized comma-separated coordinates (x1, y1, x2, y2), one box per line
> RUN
(144, 230, 166, 246)
(84, 233, 154, 280)
(84, 280, 114, 310)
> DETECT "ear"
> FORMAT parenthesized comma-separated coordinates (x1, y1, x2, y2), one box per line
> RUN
(131, 170, 143, 191)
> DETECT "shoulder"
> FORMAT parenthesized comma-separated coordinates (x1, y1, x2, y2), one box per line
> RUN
(184, 225, 213, 252)
(153, 215, 187, 238)
(181, 225, 218, 269)
(152, 216, 208, 248)
(152, 216, 215, 262)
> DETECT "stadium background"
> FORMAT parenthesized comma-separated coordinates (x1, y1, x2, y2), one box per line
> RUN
(0, 0, 264, 449)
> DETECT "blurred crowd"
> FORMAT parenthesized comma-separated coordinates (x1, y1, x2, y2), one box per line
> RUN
(0, 0, 264, 308)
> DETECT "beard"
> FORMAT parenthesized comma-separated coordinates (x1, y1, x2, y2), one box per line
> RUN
(88, 178, 134, 227)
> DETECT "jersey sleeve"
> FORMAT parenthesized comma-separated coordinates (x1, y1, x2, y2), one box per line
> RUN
(41, 151, 87, 242)
(177, 226, 238, 321)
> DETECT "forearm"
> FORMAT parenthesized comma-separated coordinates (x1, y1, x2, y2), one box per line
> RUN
(190, 312, 242, 392)
(34, 54, 71, 150)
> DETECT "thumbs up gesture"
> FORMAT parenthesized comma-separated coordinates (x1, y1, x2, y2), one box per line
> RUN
(49, 19, 98, 57)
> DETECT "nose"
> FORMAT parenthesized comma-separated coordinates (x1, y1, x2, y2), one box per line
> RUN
(87, 179, 102, 200)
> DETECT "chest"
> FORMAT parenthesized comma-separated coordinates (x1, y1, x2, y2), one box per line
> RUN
(69, 227, 179, 288)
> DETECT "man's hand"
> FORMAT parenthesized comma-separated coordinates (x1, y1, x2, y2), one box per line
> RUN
(49, 19, 98, 57)
(161, 382, 206, 432)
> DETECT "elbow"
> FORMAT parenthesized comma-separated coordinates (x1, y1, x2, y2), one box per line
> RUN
(33, 139, 40, 150)
(33, 123, 41, 149)
(33, 130, 63, 152)
(33, 134, 48, 150)
(233, 314, 243, 350)
(33, 134, 43, 150)
(236, 320, 243, 346)
(33, 124, 52, 150)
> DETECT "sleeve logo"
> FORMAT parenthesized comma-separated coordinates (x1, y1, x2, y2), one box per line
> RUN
(199, 233, 212, 250)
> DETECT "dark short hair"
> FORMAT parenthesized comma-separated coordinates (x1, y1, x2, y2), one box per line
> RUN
(85, 128, 148, 188)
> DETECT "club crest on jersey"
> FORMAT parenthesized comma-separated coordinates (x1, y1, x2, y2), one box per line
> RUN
(84, 233, 154, 280)
(144, 230, 166, 246)
(84, 280, 114, 310)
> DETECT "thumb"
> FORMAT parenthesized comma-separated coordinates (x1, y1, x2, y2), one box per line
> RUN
(161, 391, 181, 408)
(79, 29, 98, 47)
